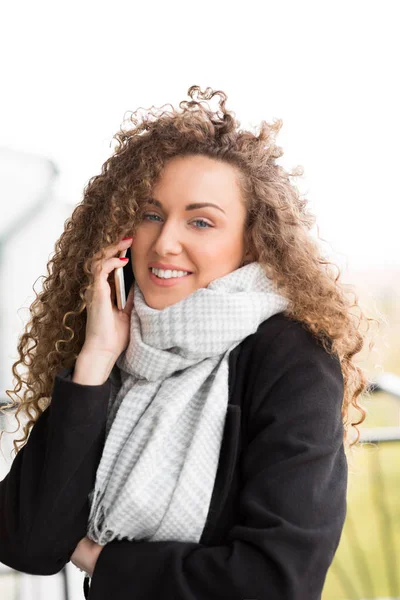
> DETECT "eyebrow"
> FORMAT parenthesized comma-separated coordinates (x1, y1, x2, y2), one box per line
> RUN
(146, 198, 226, 214)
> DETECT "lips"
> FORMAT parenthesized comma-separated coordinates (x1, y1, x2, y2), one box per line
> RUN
(148, 269, 192, 287)
(148, 263, 193, 273)
(148, 267, 192, 274)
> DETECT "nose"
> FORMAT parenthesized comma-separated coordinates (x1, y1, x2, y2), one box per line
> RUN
(152, 219, 184, 256)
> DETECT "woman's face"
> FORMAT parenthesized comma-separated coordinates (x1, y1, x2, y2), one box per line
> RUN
(129, 154, 251, 310)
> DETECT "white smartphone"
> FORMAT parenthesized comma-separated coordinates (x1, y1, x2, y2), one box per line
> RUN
(114, 249, 127, 310)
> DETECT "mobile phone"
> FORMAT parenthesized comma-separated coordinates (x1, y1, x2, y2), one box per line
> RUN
(114, 246, 134, 309)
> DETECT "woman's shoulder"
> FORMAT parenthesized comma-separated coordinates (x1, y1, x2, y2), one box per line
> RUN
(239, 313, 345, 436)
(238, 311, 343, 385)
(241, 311, 325, 351)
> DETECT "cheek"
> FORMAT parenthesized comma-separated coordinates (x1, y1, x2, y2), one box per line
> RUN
(202, 235, 242, 261)
(130, 232, 146, 254)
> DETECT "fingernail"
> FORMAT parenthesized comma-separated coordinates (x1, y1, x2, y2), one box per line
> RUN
(122, 237, 133, 241)
(119, 257, 129, 261)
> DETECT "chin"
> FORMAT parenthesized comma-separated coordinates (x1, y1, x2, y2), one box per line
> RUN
(144, 291, 193, 310)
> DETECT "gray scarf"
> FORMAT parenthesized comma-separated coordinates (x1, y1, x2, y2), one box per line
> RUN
(86, 261, 289, 546)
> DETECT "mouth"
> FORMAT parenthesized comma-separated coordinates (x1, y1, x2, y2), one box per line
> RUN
(148, 268, 193, 287)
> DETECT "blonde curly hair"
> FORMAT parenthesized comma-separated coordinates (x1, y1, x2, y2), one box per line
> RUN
(1, 85, 380, 456)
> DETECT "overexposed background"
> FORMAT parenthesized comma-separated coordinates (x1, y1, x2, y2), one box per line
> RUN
(1, 1, 399, 599)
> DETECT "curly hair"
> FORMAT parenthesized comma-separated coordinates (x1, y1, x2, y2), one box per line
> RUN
(1, 85, 380, 456)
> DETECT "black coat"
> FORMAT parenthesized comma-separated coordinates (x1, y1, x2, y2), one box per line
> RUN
(0, 312, 347, 599)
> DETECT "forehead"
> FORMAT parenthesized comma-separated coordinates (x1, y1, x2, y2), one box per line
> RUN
(153, 155, 244, 209)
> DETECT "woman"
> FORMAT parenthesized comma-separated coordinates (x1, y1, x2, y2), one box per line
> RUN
(0, 86, 376, 599)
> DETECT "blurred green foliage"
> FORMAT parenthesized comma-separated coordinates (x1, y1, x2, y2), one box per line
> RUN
(323, 276, 400, 600)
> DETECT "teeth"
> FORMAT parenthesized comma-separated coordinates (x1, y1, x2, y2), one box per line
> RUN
(151, 268, 190, 279)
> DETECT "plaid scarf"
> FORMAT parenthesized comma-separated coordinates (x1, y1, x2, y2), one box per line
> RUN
(86, 261, 288, 546)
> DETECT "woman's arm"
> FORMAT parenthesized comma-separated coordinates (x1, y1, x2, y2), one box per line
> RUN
(0, 365, 111, 575)
(88, 323, 347, 600)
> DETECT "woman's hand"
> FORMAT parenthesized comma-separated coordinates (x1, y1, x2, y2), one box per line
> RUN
(70, 536, 105, 578)
(83, 236, 135, 360)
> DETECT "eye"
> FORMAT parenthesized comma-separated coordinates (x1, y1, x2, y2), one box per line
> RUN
(143, 213, 214, 230)
(192, 219, 213, 229)
(143, 213, 162, 222)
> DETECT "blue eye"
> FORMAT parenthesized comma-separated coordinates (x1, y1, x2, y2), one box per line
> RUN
(143, 213, 160, 221)
(143, 213, 213, 229)
(192, 219, 213, 229)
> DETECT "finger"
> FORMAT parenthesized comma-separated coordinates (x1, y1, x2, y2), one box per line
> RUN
(92, 237, 133, 267)
(96, 256, 130, 283)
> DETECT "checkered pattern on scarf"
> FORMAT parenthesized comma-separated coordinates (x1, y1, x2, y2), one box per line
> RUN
(86, 261, 289, 545)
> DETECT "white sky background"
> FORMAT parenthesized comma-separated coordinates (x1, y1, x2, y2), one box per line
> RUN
(1, 0, 399, 272)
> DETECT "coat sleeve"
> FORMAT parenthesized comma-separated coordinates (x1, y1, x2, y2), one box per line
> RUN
(88, 323, 348, 600)
(0, 368, 111, 575)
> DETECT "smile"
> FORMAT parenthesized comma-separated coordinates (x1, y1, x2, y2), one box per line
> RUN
(148, 269, 193, 287)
